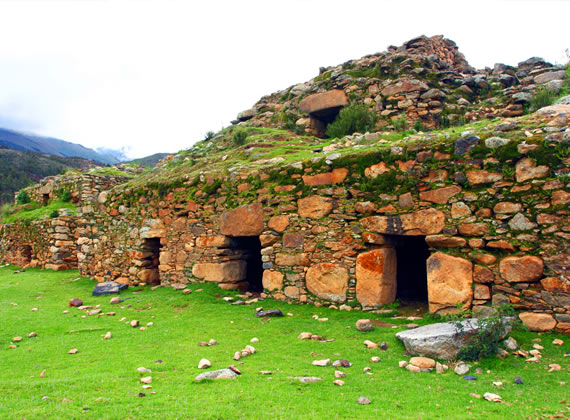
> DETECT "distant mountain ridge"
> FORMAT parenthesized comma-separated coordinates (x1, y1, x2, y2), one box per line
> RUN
(0, 127, 119, 164)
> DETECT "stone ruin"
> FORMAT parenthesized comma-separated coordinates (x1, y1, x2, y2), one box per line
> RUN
(1, 35, 569, 334)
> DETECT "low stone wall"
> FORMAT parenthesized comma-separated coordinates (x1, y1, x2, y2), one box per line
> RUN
(0, 214, 77, 270)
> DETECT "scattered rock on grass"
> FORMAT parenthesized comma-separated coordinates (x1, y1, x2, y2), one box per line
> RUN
(455, 362, 471, 375)
(483, 392, 502, 402)
(140, 376, 152, 384)
(109, 297, 121, 304)
(333, 380, 344, 386)
(332, 359, 352, 367)
(103, 332, 111, 340)
(12, 337, 22, 342)
(291, 376, 322, 383)
(312, 359, 331, 367)
(409, 357, 435, 369)
(503, 337, 518, 351)
(514, 376, 523, 384)
(137, 367, 151, 373)
(198, 359, 211, 369)
(28, 332, 37, 338)
(335, 370, 346, 378)
(356, 319, 373, 331)
(68, 349, 78, 354)
(357, 397, 371, 405)
(69, 298, 83, 307)
(130, 320, 139, 328)
(195, 368, 239, 381)
(255, 309, 283, 317)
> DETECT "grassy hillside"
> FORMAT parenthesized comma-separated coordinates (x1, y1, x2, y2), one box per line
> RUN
(0, 267, 568, 419)
(0, 148, 98, 205)
(126, 153, 170, 167)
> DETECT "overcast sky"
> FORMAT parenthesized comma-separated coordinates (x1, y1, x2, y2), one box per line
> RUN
(0, 0, 568, 159)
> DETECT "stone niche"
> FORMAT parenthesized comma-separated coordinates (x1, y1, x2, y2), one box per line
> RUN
(299, 90, 348, 137)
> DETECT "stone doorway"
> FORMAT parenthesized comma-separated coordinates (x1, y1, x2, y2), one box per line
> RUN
(231, 236, 263, 292)
(356, 235, 430, 310)
(140, 238, 161, 284)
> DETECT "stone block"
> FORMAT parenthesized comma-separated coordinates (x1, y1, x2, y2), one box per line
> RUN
(220, 203, 264, 237)
(427, 252, 473, 314)
(356, 248, 397, 307)
(306, 263, 349, 303)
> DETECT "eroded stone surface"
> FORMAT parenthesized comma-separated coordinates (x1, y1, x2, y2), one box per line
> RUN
(427, 252, 473, 314)
(306, 263, 349, 303)
(220, 203, 264, 237)
(356, 248, 397, 307)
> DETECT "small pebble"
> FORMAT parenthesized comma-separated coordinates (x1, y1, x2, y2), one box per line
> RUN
(463, 375, 477, 381)
(357, 397, 371, 405)
(514, 376, 523, 384)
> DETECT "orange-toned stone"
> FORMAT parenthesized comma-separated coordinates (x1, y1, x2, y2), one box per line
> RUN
(487, 240, 515, 251)
(427, 252, 473, 314)
(262, 270, 284, 291)
(361, 208, 445, 236)
(196, 235, 232, 248)
(540, 277, 570, 293)
(362, 232, 388, 245)
(356, 249, 397, 307)
(552, 190, 570, 205)
(422, 169, 448, 183)
(306, 263, 349, 303)
(364, 162, 390, 178)
(474, 284, 491, 300)
(419, 186, 462, 205)
(519, 312, 557, 331)
(493, 202, 523, 214)
(297, 196, 334, 219)
(302, 168, 349, 186)
(466, 170, 502, 186)
(425, 235, 466, 248)
(474, 265, 494, 283)
(220, 202, 264, 237)
(355, 201, 375, 214)
(458, 223, 489, 237)
(268, 215, 289, 233)
(192, 261, 246, 283)
(499, 256, 544, 283)
(275, 253, 309, 266)
(516, 157, 549, 182)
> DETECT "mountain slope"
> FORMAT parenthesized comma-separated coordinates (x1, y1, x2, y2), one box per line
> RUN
(0, 148, 99, 204)
(0, 127, 118, 164)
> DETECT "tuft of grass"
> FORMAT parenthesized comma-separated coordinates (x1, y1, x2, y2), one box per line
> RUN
(529, 87, 557, 112)
(0, 201, 76, 224)
(0, 267, 568, 419)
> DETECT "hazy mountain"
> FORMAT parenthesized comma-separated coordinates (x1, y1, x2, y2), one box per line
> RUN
(0, 127, 118, 164)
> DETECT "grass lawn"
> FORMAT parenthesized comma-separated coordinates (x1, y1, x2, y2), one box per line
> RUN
(0, 267, 568, 419)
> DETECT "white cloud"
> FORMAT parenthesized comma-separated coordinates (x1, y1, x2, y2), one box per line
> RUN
(0, 0, 567, 158)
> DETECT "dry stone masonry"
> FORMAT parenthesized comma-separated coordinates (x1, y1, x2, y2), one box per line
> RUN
(1, 35, 569, 334)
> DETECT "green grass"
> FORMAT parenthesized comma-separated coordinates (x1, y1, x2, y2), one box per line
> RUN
(0, 267, 568, 419)
(1, 201, 77, 224)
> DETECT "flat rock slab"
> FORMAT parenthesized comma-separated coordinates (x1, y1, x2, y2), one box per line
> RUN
(195, 369, 238, 381)
(255, 309, 283, 318)
(395, 319, 511, 360)
(92, 281, 128, 296)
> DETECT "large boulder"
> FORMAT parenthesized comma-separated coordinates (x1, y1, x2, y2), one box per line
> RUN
(396, 319, 510, 360)
(360, 208, 445, 236)
(299, 90, 348, 115)
(306, 263, 349, 303)
(220, 203, 264, 237)
(192, 261, 246, 283)
(427, 252, 473, 314)
(356, 248, 397, 307)
(195, 368, 239, 381)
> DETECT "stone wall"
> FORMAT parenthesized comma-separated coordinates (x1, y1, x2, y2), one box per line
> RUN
(2, 173, 130, 270)
(18, 173, 130, 207)
(0, 213, 77, 270)
(71, 110, 569, 333)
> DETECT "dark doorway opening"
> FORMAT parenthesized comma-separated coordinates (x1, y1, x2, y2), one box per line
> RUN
(232, 236, 263, 292)
(141, 238, 161, 284)
(21, 245, 32, 264)
(390, 236, 430, 303)
(310, 107, 343, 138)
(42, 194, 49, 206)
